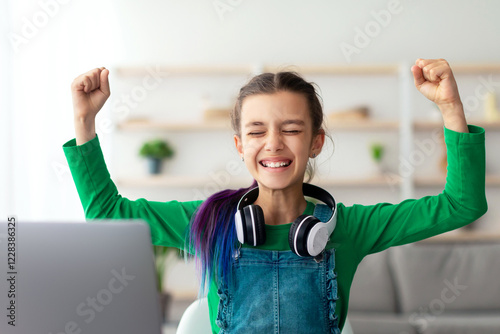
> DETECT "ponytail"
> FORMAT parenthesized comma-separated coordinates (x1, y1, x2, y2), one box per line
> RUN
(185, 180, 258, 296)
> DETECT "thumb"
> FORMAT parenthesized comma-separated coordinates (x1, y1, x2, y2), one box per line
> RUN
(411, 65, 426, 89)
(99, 68, 110, 96)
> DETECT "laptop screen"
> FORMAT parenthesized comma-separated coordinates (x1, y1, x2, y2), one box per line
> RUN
(0, 219, 162, 334)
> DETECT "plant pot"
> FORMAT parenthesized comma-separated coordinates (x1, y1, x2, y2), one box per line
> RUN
(159, 291, 173, 323)
(370, 161, 385, 177)
(147, 157, 162, 174)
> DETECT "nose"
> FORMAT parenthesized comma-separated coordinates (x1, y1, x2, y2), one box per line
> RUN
(264, 130, 284, 152)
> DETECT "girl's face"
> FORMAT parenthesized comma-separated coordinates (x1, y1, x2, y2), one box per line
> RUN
(234, 91, 324, 192)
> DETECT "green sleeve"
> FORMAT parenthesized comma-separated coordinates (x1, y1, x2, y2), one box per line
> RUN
(62, 134, 203, 249)
(342, 124, 488, 259)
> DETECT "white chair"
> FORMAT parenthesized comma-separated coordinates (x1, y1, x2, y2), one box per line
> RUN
(342, 316, 354, 334)
(176, 297, 354, 334)
(176, 297, 211, 334)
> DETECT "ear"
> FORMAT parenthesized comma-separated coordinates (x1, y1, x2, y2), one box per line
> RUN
(310, 129, 325, 157)
(234, 134, 243, 156)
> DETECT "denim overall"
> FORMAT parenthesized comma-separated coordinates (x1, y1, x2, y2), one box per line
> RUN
(216, 205, 341, 334)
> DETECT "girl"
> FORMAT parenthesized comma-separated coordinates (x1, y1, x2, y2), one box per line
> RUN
(64, 58, 487, 333)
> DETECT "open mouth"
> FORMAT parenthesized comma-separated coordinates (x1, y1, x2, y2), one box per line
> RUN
(259, 160, 292, 168)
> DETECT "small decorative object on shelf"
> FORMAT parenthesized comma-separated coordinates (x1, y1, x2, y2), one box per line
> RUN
(124, 117, 151, 124)
(369, 142, 385, 175)
(484, 92, 500, 121)
(203, 107, 231, 120)
(328, 105, 370, 122)
(139, 138, 175, 174)
(200, 93, 232, 121)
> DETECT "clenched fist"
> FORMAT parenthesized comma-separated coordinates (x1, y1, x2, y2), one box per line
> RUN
(71, 67, 110, 122)
(71, 67, 110, 145)
(411, 58, 468, 133)
(411, 58, 462, 109)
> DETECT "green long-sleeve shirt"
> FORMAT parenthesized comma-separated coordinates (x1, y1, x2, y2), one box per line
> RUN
(63, 124, 487, 332)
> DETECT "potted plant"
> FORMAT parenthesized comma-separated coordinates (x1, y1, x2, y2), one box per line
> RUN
(369, 142, 385, 175)
(139, 138, 174, 174)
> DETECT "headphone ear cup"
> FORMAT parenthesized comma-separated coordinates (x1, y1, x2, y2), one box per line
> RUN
(252, 205, 266, 246)
(243, 205, 266, 246)
(289, 215, 320, 257)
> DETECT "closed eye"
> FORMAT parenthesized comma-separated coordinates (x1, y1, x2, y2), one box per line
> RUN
(283, 130, 301, 134)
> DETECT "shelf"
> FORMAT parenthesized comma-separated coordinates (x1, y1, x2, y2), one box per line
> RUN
(118, 119, 500, 132)
(417, 230, 500, 243)
(328, 119, 399, 131)
(117, 119, 400, 132)
(114, 63, 402, 77)
(116, 175, 252, 188)
(451, 63, 500, 74)
(115, 175, 401, 188)
(114, 65, 253, 76)
(263, 64, 399, 75)
(414, 119, 500, 130)
(113, 63, 500, 79)
(312, 175, 402, 187)
(414, 174, 500, 186)
(117, 119, 232, 131)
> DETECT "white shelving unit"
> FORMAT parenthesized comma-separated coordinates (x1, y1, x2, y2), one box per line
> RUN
(110, 63, 500, 231)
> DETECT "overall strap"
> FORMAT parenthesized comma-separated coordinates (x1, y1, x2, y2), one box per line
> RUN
(313, 203, 332, 223)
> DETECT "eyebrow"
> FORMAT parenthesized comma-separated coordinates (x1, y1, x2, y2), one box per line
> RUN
(244, 119, 306, 128)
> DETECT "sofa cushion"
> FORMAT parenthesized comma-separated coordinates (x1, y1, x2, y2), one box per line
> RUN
(389, 243, 500, 314)
(348, 313, 417, 334)
(423, 314, 500, 334)
(348, 250, 398, 313)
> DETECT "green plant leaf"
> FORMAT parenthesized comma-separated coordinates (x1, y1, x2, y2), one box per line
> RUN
(139, 139, 175, 159)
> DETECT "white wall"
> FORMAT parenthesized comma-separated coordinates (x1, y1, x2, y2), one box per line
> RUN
(0, 0, 13, 219)
(4, 0, 500, 217)
(2, 0, 500, 296)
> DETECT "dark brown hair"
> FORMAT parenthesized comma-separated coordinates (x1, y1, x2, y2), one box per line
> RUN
(231, 71, 330, 182)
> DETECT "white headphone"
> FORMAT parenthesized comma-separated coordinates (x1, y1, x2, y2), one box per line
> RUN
(234, 183, 337, 257)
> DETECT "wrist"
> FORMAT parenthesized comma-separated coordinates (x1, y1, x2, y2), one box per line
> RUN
(437, 100, 464, 117)
(74, 115, 95, 125)
(442, 113, 469, 133)
(74, 118, 96, 145)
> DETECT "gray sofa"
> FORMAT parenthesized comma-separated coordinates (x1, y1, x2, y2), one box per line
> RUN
(347, 241, 500, 334)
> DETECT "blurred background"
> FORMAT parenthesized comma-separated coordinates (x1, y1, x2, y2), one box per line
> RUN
(1, 0, 500, 332)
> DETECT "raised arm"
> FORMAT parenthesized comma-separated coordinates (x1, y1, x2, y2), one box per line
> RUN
(65, 68, 202, 249)
(342, 59, 487, 258)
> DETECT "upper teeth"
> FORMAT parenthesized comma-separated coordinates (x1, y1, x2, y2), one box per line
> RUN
(263, 161, 289, 168)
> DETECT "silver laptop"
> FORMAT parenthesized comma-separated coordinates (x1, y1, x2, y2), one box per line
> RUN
(0, 219, 163, 334)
